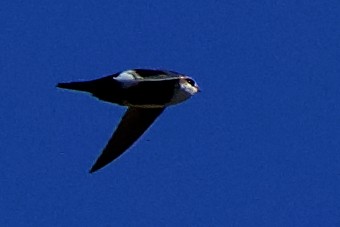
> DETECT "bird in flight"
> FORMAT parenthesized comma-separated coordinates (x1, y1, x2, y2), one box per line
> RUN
(57, 69, 200, 173)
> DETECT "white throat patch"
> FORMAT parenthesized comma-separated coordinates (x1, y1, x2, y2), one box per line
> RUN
(169, 77, 199, 105)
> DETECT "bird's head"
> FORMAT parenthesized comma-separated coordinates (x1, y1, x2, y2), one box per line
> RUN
(179, 76, 200, 95)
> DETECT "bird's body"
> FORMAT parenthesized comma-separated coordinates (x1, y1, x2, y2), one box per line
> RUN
(57, 69, 199, 173)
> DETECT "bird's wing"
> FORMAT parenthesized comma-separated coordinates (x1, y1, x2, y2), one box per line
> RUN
(89, 107, 165, 173)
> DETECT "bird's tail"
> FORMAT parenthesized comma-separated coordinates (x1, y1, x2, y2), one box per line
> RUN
(57, 77, 122, 104)
(56, 81, 96, 93)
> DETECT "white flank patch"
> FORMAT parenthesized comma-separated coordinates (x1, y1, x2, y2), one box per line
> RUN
(114, 70, 141, 88)
(115, 70, 136, 81)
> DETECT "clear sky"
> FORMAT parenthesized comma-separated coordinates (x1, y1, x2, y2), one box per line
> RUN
(1, 1, 339, 226)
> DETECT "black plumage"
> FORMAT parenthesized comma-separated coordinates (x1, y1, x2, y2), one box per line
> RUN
(57, 69, 198, 173)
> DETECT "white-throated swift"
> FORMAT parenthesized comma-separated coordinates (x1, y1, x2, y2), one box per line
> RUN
(57, 69, 200, 173)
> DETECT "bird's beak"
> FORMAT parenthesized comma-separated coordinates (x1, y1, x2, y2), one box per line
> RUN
(196, 86, 201, 92)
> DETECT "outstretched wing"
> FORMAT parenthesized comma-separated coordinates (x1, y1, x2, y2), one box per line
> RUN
(89, 107, 165, 173)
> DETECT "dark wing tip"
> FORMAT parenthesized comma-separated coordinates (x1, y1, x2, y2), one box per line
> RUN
(88, 147, 123, 174)
(89, 166, 98, 174)
(88, 107, 165, 174)
(89, 159, 107, 173)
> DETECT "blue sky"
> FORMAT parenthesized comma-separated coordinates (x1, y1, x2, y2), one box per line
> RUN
(1, 1, 339, 226)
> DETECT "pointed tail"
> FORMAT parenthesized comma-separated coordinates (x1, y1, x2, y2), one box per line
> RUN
(57, 76, 123, 103)
(56, 81, 96, 93)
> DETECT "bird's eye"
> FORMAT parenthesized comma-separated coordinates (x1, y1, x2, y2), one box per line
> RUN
(186, 78, 196, 86)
